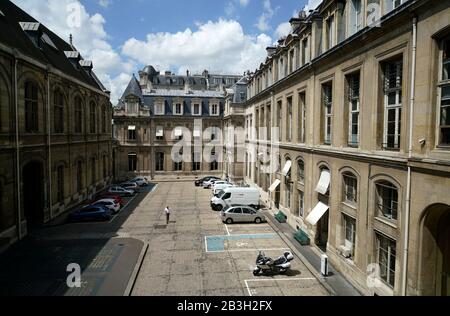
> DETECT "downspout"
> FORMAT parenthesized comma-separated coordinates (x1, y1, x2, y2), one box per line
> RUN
(47, 69, 52, 220)
(14, 55, 21, 240)
(402, 15, 417, 297)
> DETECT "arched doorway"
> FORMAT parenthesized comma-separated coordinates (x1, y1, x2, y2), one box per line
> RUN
(23, 161, 44, 229)
(419, 204, 450, 296)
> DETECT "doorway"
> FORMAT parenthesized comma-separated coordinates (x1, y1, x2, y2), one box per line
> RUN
(23, 161, 44, 229)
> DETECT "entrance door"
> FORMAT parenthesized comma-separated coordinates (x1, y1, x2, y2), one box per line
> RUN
(316, 211, 329, 252)
(23, 161, 44, 229)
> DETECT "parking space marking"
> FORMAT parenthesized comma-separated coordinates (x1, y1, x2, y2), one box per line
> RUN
(244, 278, 317, 296)
(225, 224, 231, 236)
(205, 234, 278, 253)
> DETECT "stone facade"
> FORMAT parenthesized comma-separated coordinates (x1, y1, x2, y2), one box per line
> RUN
(0, 1, 112, 249)
(243, 0, 450, 296)
(113, 67, 242, 180)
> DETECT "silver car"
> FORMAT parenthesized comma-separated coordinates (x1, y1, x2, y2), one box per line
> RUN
(220, 206, 266, 224)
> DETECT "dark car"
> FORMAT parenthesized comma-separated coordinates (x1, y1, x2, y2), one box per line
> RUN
(195, 176, 220, 187)
(69, 205, 112, 222)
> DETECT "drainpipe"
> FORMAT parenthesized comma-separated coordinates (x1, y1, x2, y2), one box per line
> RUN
(47, 69, 52, 220)
(14, 54, 22, 240)
(402, 16, 417, 297)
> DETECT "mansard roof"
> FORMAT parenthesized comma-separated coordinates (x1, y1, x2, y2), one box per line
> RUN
(121, 75, 143, 102)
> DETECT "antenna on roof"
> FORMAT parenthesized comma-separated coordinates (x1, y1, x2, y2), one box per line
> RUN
(69, 34, 74, 48)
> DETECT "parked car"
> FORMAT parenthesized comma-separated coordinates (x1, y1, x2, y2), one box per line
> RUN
(195, 176, 220, 187)
(98, 193, 124, 206)
(203, 178, 222, 189)
(108, 186, 135, 197)
(211, 187, 261, 211)
(69, 205, 112, 222)
(212, 182, 234, 195)
(121, 182, 140, 191)
(130, 177, 149, 187)
(91, 199, 121, 214)
(220, 205, 266, 224)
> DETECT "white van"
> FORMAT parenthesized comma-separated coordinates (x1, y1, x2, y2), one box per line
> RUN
(211, 187, 261, 211)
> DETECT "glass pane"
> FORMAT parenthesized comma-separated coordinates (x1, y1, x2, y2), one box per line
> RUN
(441, 128, 450, 145)
(443, 39, 450, 80)
(388, 92, 396, 105)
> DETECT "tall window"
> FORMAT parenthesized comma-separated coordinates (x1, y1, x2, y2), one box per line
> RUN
(298, 191, 304, 218)
(193, 152, 201, 171)
(25, 81, 38, 133)
(326, 15, 335, 49)
(156, 126, 164, 141)
(385, 0, 406, 13)
(376, 181, 398, 221)
(439, 37, 450, 146)
(289, 50, 294, 73)
(297, 160, 305, 184)
(285, 183, 291, 209)
(155, 152, 164, 171)
(347, 73, 360, 147)
(174, 161, 183, 171)
(277, 101, 282, 140)
(90, 102, 96, 134)
(155, 102, 165, 115)
(343, 173, 358, 205)
(349, 0, 362, 36)
(74, 97, 83, 134)
(210, 149, 219, 171)
(287, 97, 292, 142)
(376, 233, 397, 288)
(343, 215, 357, 258)
(175, 103, 183, 115)
(323, 83, 333, 145)
(211, 104, 219, 116)
(102, 105, 107, 134)
(76, 161, 83, 192)
(128, 126, 137, 141)
(193, 103, 201, 116)
(299, 92, 306, 143)
(383, 60, 403, 150)
(301, 38, 308, 66)
(54, 90, 64, 133)
(91, 158, 96, 184)
(128, 154, 137, 172)
(57, 166, 64, 204)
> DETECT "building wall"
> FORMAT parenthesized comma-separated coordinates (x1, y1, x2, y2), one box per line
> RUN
(243, 0, 450, 296)
(0, 50, 112, 246)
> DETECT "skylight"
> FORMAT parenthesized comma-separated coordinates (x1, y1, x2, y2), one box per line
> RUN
(19, 22, 40, 31)
(0, 10, 4, 17)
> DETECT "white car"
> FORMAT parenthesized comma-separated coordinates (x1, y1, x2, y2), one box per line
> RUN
(108, 186, 135, 196)
(212, 181, 233, 194)
(131, 177, 149, 187)
(203, 179, 221, 189)
(91, 199, 121, 214)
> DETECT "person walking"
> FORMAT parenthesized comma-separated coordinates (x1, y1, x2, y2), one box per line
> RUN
(165, 206, 171, 225)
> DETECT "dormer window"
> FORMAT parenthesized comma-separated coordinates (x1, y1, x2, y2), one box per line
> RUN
(155, 101, 165, 115)
(192, 103, 201, 116)
(210, 103, 219, 116)
(174, 103, 183, 115)
(349, 0, 362, 36)
(19, 22, 42, 48)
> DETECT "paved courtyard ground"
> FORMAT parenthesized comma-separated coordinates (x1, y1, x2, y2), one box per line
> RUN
(0, 181, 331, 296)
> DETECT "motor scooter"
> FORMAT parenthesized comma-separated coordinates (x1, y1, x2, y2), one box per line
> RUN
(253, 251, 294, 276)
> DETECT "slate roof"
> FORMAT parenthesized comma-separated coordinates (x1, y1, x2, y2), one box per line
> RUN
(121, 75, 144, 103)
(144, 89, 223, 98)
(0, 0, 108, 93)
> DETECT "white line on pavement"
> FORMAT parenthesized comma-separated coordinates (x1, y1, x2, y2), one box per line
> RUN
(244, 278, 317, 296)
(206, 248, 289, 254)
(225, 224, 231, 236)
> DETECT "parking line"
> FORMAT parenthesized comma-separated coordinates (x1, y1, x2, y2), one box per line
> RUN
(244, 278, 317, 297)
(225, 224, 231, 236)
(207, 248, 289, 254)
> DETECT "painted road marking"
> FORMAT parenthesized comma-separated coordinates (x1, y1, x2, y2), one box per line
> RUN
(244, 278, 317, 296)
(205, 234, 278, 252)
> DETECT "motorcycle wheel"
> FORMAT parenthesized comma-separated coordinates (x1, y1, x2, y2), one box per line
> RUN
(253, 269, 261, 276)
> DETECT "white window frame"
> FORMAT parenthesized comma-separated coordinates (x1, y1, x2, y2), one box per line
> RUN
(155, 101, 165, 115)
(323, 83, 333, 145)
(383, 60, 403, 150)
(156, 125, 164, 140)
(343, 214, 356, 258)
(376, 182, 399, 221)
(298, 191, 304, 218)
(326, 15, 335, 50)
(174, 102, 183, 115)
(348, 73, 361, 147)
(376, 233, 397, 288)
(210, 103, 219, 116)
(343, 173, 358, 205)
(438, 37, 450, 147)
(349, 0, 362, 36)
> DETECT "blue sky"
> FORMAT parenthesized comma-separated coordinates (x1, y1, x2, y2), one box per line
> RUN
(11, 0, 321, 102)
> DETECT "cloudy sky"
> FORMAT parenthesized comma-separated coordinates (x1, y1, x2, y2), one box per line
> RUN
(11, 0, 322, 103)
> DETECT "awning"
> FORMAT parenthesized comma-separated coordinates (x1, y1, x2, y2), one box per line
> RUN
(156, 126, 164, 137)
(128, 125, 136, 131)
(306, 202, 329, 226)
(315, 170, 331, 195)
(268, 179, 281, 193)
(282, 160, 292, 177)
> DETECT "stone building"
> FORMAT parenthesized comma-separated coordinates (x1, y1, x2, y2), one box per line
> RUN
(0, 1, 112, 250)
(113, 66, 241, 180)
(243, 0, 450, 296)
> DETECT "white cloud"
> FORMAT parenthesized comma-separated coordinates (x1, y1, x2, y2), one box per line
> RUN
(11, 0, 131, 102)
(255, 0, 278, 32)
(98, 0, 111, 8)
(275, 22, 291, 39)
(303, 0, 322, 12)
(239, 0, 250, 7)
(122, 19, 272, 75)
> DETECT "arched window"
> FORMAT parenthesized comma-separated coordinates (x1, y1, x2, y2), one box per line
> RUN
(376, 181, 399, 221)
(342, 172, 358, 205)
(102, 105, 108, 134)
(297, 160, 305, 184)
(155, 152, 164, 171)
(25, 81, 38, 132)
(74, 97, 83, 134)
(57, 165, 64, 204)
(54, 90, 64, 133)
(90, 102, 96, 134)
